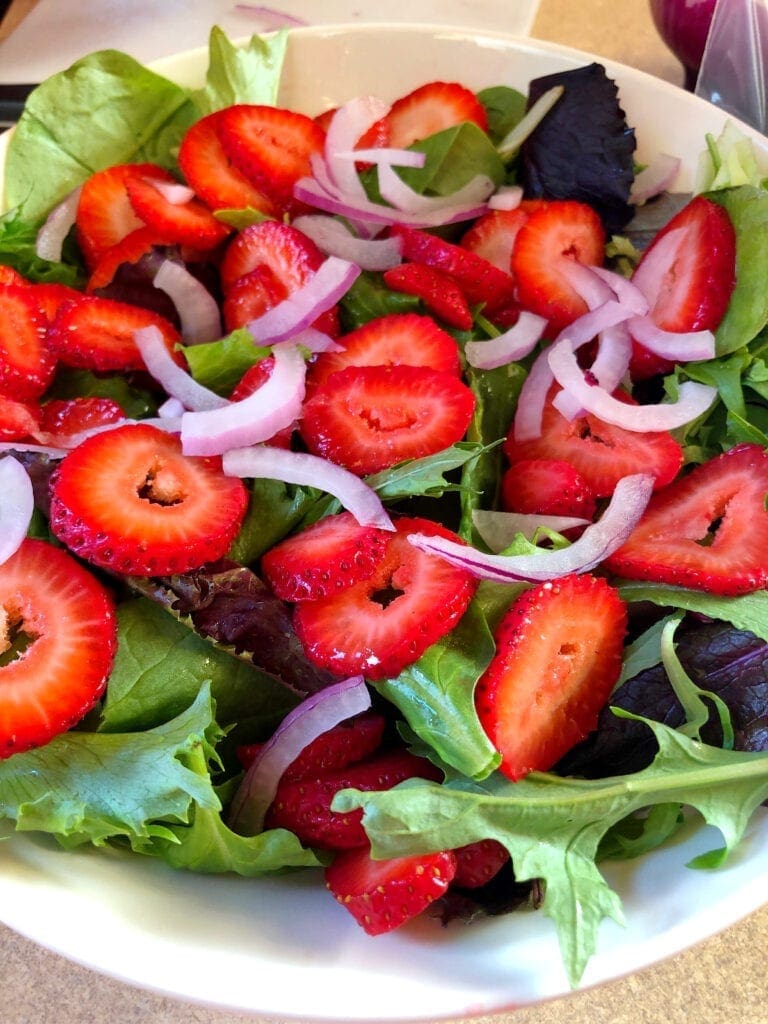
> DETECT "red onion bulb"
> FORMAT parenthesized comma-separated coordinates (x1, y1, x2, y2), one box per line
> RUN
(649, 0, 717, 88)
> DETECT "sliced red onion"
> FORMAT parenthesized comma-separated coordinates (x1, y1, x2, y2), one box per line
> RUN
(158, 396, 186, 419)
(408, 473, 655, 583)
(627, 315, 716, 362)
(548, 337, 717, 430)
(181, 344, 306, 456)
(377, 162, 495, 216)
(488, 185, 524, 211)
(335, 147, 426, 168)
(630, 153, 682, 205)
(35, 185, 82, 263)
(153, 260, 222, 346)
(557, 258, 616, 311)
(465, 311, 547, 370)
(222, 444, 394, 531)
(554, 319, 633, 421)
(590, 266, 649, 316)
(292, 214, 403, 271)
(631, 227, 687, 306)
(228, 675, 371, 835)
(0, 456, 34, 566)
(472, 509, 590, 551)
(134, 325, 228, 412)
(246, 256, 360, 345)
(142, 176, 195, 205)
(324, 96, 390, 199)
(497, 85, 565, 161)
(511, 345, 556, 443)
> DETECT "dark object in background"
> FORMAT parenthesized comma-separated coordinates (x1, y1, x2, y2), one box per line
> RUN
(520, 62, 636, 235)
(0, 82, 36, 129)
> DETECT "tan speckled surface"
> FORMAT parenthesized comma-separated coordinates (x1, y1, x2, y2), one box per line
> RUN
(0, 1, 766, 1021)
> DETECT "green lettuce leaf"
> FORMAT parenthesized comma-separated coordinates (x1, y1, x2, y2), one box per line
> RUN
(192, 26, 288, 116)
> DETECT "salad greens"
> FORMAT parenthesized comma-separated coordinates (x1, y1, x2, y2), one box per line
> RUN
(1, 25, 768, 992)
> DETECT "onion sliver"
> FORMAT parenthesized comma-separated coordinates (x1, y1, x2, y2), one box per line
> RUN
(182, 345, 306, 456)
(557, 258, 616, 311)
(472, 509, 590, 551)
(223, 444, 394, 531)
(548, 337, 717, 430)
(465, 311, 547, 370)
(488, 185, 523, 211)
(630, 153, 681, 205)
(0, 456, 34, 566)
(228, 675, 371, 835)
(627, 315, 716, 362)
(376, 163, 495, 216)
(324, 96, 390, 198)
(35, 186, 82, 263)
(153, 260, 222, 345)
(246, 256, 360, 345)
(293, 214, 403, 271)
(134, 325, 228, 412)
(591, 266, 649, 315)
(408, 473, 655, 583)
(143, 176, 195, 205)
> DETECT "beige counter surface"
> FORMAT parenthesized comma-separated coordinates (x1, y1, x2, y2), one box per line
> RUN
(0, 1, 766, 1021)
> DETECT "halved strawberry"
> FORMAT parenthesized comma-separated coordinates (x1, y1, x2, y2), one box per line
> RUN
(325, 844, 457, 935)
(300, 364, 475, 476)
(384, 81, 488, 149)
(500, 458, 597, 520)
(460, 206, 530, 272)
(49, 423, 249, 576)
(510, 199, 606, 335)
(382, 262, 473, 330)
(75, 162, 167, 270)
(221, 219, 325, 293)
(261, 511, 389, 602)
(222, 265, 286, 332)
(26, 281, 82, 322)
(85, 226, 170, 292)
(307, 312, 461, 391)
(237, 710, 387, 778)
(475, 573, 627, 781)
(37, 397, 126, 444)
(294, 516, 477, 680)
(46, 295, 181, 373)
(125, 173, 231, 250)
(0, 395, 40, 441)
(0, 284, 56, 401)
(265, 748, 442, 850)
(0, 538, 117, 757)
(605, 443, 768, 595)
(178, 110, 278, 214)
(452, 839, 510, 889)
(390, 225, 515, 312)
(504, 386, 683, 498)
(217, 104, 326, 213)
(0, 265, 26, 286)
(629, 195, 736, 380)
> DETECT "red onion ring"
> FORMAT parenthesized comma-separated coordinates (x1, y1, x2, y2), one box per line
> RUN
(488, 185, 523, 211)
(153, 260, 223, 345)
(590, 266, 649, 315)
(35, 185, 82, 263)
(630, 153, 682, 205)
(631, 227, 687, 305)
(181, 345, 306, 456)
(408, 473, 655, 583)
(227, 675, 371, 835)
(465, 311, 547, 370)
(134, 325, 228, 412)
(292, 214, 403, 271)
(472, 509, 590, 551)
(0, 456, 34, 566)
(324, 96, 390, 198)
(376, 162, 494, 217)
(627, 315, 716, 362)
(222, 445, 394, 531)
(142, 176, 195, 205)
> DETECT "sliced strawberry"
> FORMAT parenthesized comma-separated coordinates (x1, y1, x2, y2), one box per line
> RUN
(26, 281, 82, 322)
(629, 195, 736, 380)
(307, 312, 461, 391)
(222, 265, 286, 332)
(500, 458, 597, 520)
(605, 443, 768, 595)
(178, 110, 278, 214)
(49, 423, 249, 577)
(0, 265, 27, 286)
(217, 104, 326, 213)
(294, 516, 477, 680)
(0, 284, 56, 401)
(504, 386, 683, 498)
(221, 220, 325, 293)
(0, 395, 40, 441)
(0, 538, 117, 757)
(314, 106, 391, 168)
(510, 199, 606, 335)
(300, 364, 475, 476)
(385, 81, 487, 149)
(452, 839, 510, 889)
(229, 356, 295, 448)
(85, 226, 170, 292)
(475, 573, 627, 781)
(47, 295, 181, 373)
(237, 710, 387, 778)
(460, 207, 529, 272)
(75, 162, 167, 270)
(261, 511, 389, 602)
(125, 173, 231, 250)
(265, 748, 441, 850)
(390, 225, 516, 312)
(382, 262, 473, 330)
(37, 397, 125, 443)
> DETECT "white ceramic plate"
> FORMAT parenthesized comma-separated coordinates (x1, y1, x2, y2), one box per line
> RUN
(1, 22, 768, 1022)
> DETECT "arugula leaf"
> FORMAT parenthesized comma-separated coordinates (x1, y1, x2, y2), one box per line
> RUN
(334, 720, 768, 986)
(192, 26, 288, 116)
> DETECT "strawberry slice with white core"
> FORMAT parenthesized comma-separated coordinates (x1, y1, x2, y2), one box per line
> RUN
(0, 538, 117, 756)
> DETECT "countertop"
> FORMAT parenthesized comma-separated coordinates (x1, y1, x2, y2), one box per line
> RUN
(0, 1, 766, 1022)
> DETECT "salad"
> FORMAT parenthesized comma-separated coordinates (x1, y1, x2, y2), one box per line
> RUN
(1, 26, 768, 992)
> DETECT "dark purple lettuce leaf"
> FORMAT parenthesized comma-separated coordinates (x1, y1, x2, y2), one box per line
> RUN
(132, 560, 336, 698)
(10, 448, 59, 517)
(559, 618, 768, 778)
(520, 62, 636, 234)
(437, 863, 541, 924)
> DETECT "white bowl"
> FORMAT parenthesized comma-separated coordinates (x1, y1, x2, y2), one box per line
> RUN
(1, 21, 767, 1022)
